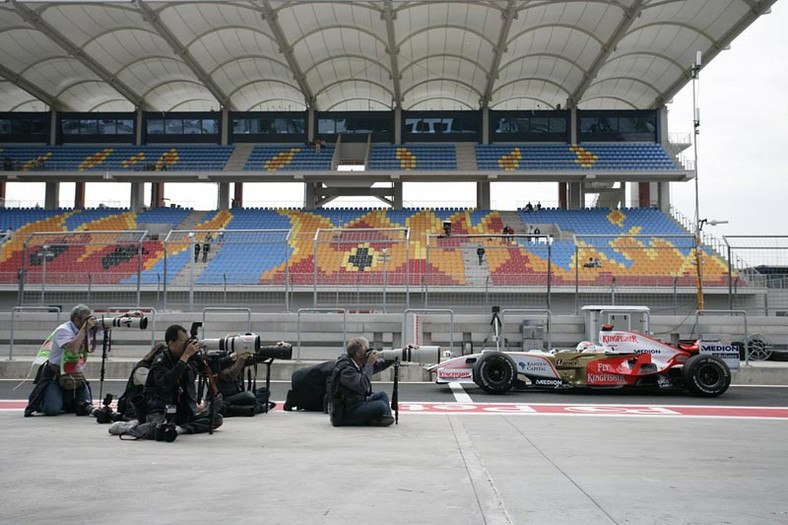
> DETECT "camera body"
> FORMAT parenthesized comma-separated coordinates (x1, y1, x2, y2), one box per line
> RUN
(154, 405, 178, 442)
(94, 393, 119, 424)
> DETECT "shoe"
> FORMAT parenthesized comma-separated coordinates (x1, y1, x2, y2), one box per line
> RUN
(108, 420, 138, 435)
(376, 415, 395, 427)
(267, 401, 277, 411)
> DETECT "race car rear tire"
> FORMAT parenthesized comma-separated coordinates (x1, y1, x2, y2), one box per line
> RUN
(473, 353, 516, 394)
(682, 354, 731, 397)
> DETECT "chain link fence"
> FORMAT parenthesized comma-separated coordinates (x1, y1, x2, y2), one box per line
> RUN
(18, 230, 147, 307)
(424, 233, 552, 311)
(724, 236, 788, 316)
(161, 229, 291, 311)
(11, 227, 785, 317)
(310, 228, 410, 312)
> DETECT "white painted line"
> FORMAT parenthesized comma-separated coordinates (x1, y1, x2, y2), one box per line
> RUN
(449, 382, 473, 403)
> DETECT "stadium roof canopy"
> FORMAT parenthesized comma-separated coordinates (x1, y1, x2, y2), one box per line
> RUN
(0, 0, 775, 113)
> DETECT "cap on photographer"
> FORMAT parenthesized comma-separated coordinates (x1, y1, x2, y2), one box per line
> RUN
(24, 304, 142, 417)
(328, 336, 395, 427)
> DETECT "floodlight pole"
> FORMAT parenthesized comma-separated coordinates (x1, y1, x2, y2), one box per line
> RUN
(692, 51, 704, 311)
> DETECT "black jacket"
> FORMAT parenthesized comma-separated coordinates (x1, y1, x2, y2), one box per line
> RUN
(333, 354, 392, 406)
(144, 350, 199, 424)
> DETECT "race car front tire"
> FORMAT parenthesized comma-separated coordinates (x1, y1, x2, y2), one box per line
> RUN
(682, 354, 731, 397)
(473, 353, 517, 394)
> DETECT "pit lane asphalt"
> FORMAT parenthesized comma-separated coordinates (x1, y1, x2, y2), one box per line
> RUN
(4, 378, 788, 406)
(4, 379, 788, 524)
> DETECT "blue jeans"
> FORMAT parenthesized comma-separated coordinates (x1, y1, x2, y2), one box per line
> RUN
(41, 379, 91, 416)
(341, 391, 392, 426)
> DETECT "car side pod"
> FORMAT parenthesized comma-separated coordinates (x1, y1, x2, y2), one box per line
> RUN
(473, 352, 517, 394)
(681, 354, 732, 397)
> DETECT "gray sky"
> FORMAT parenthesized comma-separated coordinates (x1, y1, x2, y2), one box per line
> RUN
(5, 1, 786, 241)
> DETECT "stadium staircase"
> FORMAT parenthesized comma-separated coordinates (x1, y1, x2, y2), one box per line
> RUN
(223, 143, 254, 171)
(461, 243, 488, 286)
(455, 143, 477, 170)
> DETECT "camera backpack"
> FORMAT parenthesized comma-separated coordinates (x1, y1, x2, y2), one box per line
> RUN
(283, 361, 334, 412)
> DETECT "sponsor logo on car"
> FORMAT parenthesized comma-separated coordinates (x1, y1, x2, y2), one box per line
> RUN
(633, 349, 663, 355)
(701, 344, 737, 353)
(534, 378, 562, 387)
(587, 373, 627, 385)
(518, 361, 550, 373)
(601, 334, 638, 344)
(438, 370, 472, 379)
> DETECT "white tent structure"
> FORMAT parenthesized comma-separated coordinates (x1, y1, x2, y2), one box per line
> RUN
(0, 0, 776, 113)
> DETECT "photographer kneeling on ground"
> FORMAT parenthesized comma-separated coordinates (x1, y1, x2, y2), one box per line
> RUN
(25, 304, 139, 417)
(328, 337, 395, 427)
(111, 325, 222, 437)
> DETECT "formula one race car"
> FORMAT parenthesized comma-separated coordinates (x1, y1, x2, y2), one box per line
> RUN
(427, 328, 741, 397)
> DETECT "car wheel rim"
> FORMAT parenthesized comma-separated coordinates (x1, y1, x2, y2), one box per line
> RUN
(698, 363, 722, 389)
(748, 339, 773, 361)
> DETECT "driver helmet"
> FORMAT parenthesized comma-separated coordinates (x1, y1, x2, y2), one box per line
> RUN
(576, 341, 594, 351)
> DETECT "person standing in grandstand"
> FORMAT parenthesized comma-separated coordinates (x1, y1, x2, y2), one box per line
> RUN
(193, 238, 201, 263)
(477, 244, 486, 265)
(202, 232, 212, 263)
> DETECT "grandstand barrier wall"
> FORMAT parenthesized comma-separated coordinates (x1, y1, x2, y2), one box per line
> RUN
(2, 311, 788, 376)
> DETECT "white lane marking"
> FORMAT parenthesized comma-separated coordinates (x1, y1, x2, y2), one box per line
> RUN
(449, 382, 473, 403)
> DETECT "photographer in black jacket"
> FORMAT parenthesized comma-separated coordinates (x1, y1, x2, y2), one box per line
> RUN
(329, 336, 395, 427)
(144, 324, 222, 435)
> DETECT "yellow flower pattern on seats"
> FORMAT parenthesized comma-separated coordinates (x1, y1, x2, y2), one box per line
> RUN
(265, 148, 300, 171)
(570, 144, 598, 168)
(497, 147, 522, 170)
(78, 149, 113, 171)
(395, 147, 417, 170)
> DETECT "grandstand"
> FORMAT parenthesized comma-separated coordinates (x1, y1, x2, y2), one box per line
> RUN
(0, 0, 780, 317)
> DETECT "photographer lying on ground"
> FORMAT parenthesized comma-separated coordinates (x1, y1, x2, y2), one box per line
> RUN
(328, 336, 395, 427)
(25, 304, 141, 417)
(110, 324, 222, 438)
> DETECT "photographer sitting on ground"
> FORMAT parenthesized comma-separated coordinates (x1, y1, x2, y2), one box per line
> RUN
(328, 336, 395, 427)
(112, 325, 222, 437)
(25, 304, 139, 417)
(212, 349, 275, 417)
(116, 343, 166, 422)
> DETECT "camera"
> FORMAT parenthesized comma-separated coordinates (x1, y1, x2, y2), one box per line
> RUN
(367, 345, 442, 364)
(94, 394, 120, 424)
(199, 334, 293, 363)
(97, 315, 149, 330)
(154, 405, 178, 443)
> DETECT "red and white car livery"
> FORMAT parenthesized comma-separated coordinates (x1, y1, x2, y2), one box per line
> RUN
(427, 329, 740, 397)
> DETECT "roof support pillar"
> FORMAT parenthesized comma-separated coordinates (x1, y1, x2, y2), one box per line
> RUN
(308, 107, 315, 143)
(129, 182, 144, 212)
(568, 181, 584, 210)
(476, 181, 490, 210)
(233, 182, 243, 209)
(217, 182, 230, 211)
(44, 181, 59, 210)
(151, 182, 165, 208)
(74, 182, 86, 209)
(394, 105, 402, 144)
(393, 181, 403, 209)
(569, 107, 578, 145)
(221, 109, 229, 146)
(136, 108, 144, 146)
(482, 106, 490, 144)
(49, 110, 57, 146)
